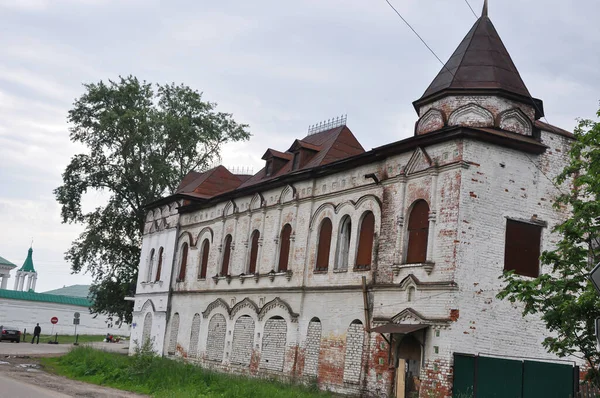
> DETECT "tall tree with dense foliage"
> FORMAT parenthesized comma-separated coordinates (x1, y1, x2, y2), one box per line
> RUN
(498, 107, 600, 385)
(55, 76, 250, 323)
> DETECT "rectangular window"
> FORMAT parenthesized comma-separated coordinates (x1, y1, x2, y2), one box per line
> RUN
(504, 219, 542, 277)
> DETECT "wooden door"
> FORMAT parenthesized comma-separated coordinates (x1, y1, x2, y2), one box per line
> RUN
(396, 359, 406, 398)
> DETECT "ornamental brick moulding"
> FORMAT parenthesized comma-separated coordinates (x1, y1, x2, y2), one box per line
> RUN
(415, 108, 446, 135)
(229, 297, 260, 320)
(496, 108, 533, 136)
(257, 297, 299, 322)
(202, 298, 231, 319)
(448, 103, 494, 128)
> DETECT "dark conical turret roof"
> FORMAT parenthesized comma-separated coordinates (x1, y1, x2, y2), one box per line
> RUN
(414, 3, 543, 117)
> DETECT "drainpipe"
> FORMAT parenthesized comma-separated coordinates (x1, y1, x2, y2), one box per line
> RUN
(164, 217, 181, 358)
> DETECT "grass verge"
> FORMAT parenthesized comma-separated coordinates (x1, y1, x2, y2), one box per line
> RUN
(40, 346, 331, 398)
(32, 334, 110, 344)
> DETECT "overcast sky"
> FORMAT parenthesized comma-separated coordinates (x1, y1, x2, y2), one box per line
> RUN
(0, 0, 598, 293)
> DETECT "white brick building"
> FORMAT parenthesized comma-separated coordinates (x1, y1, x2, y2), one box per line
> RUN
(130, 6, 577, 397)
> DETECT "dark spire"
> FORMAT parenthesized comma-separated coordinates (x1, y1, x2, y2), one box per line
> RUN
(413, 6, 544, 117)
(482, 0, 488, 17)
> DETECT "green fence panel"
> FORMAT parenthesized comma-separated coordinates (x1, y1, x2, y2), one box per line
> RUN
(477, 356, 523, 398)
(522, 360, 574, 398)
(453, 354, 475, 397)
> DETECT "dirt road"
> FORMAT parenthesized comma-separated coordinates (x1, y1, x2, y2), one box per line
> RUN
(0, 356, 146, 398)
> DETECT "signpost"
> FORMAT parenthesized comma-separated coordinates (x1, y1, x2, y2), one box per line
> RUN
(50, 316, 58, 336)
(73, 312, 80, 345)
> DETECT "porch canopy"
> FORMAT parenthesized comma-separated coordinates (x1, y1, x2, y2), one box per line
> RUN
(370, 323, 428, 334)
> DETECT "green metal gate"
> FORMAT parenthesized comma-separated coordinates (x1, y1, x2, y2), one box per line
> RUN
(452, 353, 577, 398)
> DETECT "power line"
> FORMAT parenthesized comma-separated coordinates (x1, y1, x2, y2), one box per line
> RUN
(383, 0, 448, 69)
(463, 0, 478, 18)
(382, 0, 566, 196)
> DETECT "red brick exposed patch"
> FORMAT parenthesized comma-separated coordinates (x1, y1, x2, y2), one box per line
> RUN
(450, 309, 460, 321)
(469, 192, 477, 198)
(317, 336, 346, 386)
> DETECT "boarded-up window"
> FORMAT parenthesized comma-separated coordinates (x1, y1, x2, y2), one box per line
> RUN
(142, 312, 152, 345)
(336, 216, 352, 270)
(189, 313, 201, 358)
(315, 218, 333, 271)
(504, 219, 542, 277)
(155, 247, 163, 282)
(221, 235, 232, 276)
(167, 313, 180, 355)
(178, 243, 188, 281)
(278, 224, 292, 272)
(147, 249, 155, 282)
(356, 212, 375, 269)
(199, 239, 210, 279)
(406, 200, 429, 264)
(248, 230, 260, 274)
(343, 320, 364, 383)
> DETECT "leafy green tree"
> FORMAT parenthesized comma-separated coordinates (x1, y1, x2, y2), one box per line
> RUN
(55, 76, 250, 323)
(498, 107, 600, 385)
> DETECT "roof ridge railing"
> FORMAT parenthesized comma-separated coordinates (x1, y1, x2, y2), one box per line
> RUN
(307, 114, 347, 136)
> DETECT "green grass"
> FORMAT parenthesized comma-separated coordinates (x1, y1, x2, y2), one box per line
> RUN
(29, 334, 109, 344)
(40, 346, 331, 398)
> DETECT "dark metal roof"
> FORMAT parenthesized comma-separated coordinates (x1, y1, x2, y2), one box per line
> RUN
(371, 323, 428, 334)
(414, 12, 543, 117)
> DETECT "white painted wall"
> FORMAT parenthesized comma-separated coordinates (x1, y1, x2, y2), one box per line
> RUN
(0, 297, 127, 336)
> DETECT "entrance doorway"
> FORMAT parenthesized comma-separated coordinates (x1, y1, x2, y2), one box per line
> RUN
(394, 334, 422, 398)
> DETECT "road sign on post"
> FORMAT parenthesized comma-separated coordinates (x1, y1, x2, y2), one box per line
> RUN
(74, 312, 80, 319)
(51, 317, 58, 325)
(596, 318, 600, 348)
(590, 262, 600, 295)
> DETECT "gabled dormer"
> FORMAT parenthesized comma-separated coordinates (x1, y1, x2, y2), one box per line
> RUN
(262, 149, 293, 177)
(287, 140, 321, 171)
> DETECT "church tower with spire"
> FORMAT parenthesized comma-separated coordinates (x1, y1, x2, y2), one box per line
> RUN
(13, 247, 38, 292)
(413, 0, 543, 139)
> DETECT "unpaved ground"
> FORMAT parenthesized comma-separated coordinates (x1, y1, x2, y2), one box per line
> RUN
(0, 355, 147, 398)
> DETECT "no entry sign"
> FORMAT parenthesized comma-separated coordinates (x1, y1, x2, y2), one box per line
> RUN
(51, 317, 58, 324)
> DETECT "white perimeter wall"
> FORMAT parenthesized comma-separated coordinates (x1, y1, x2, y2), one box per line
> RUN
(0, 298, 130, 336)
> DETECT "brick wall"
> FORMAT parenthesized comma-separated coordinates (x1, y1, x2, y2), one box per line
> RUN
(230, 315, 255, 365)
(260, 317, 287, 371)
(167, 313, 180, 355)
(206, 313, 226, 362)
(304, 319, 321, 377)
(189, 313, 201, 358)
(343, 321, 364, 384)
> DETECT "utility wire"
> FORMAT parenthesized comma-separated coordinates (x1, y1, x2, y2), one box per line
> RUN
(382, 0, 566, 196)
(464, 0, 478, 18)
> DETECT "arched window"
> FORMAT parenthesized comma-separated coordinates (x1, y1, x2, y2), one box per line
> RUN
(278, 224, 292, 272)
(155, 247, 163, 282)
(147, 249, 155, 282)
(315, 218, 332, 271)
(178, 243, 188, 281)
(248, 230, 260, 274)
(355, 211, 375, 269)
(221, 235, 232, 276)
(407, 286, 416, 302)
(199, 239, 210, 280)
(335, 216, 352, 270)
(406, 200, 429, 264)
